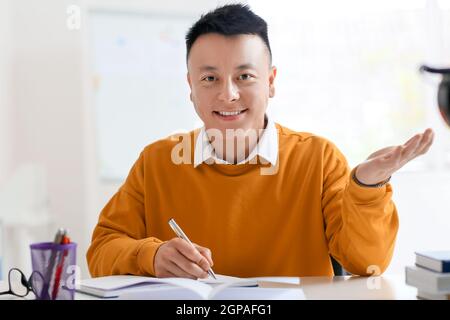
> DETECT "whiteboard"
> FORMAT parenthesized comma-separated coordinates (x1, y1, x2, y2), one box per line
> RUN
(89, 10, 202, 181)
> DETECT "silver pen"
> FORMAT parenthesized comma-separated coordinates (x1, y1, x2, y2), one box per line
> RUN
(168, 218, 217, 279)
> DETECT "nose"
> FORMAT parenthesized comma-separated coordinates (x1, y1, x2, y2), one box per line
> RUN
(217, 78, 240, 103)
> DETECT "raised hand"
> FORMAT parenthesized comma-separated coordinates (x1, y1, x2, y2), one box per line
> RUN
(355, 128, 434, 185)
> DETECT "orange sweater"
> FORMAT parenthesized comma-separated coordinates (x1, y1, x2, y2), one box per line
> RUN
(87, 124, 399, 277)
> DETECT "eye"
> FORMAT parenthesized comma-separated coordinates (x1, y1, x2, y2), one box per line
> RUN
(202, 76, 216, 82)
(238, 74, 253, 80)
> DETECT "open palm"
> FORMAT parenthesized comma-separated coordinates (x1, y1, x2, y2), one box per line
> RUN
(355, 128, 435, 185)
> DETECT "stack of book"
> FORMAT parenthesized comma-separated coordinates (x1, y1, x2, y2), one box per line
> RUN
(405, 251, 450, 300)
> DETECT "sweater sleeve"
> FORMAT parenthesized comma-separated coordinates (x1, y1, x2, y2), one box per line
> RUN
(86, 151, 164, 277)
(322, 141, 399, 276)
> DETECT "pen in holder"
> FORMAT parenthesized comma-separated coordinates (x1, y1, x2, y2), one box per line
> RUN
(30, 242, 77, 300)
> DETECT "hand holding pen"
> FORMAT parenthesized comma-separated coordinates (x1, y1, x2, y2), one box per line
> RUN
(153, 218, 215, 279)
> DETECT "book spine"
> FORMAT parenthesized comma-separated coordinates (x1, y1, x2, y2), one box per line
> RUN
(443, 262, 450, 273)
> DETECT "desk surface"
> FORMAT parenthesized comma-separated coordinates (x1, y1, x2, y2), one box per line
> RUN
(279, 275, 416, 300)
(0, 274, 417, 300)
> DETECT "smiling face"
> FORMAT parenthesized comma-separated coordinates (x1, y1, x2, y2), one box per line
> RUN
(187, 33, 276, 134)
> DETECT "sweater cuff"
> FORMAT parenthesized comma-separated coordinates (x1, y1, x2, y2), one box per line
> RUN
(137, 237, 165, 276)
(347, 168, 390, 204)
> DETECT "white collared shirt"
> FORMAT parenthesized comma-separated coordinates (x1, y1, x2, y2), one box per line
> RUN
(193, 116, 279, 167)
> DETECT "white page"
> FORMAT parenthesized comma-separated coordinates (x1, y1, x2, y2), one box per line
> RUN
(79, 274, 258, 290)
(79, 275, 163, 291)
(120, 286, 208, 300)
(78, 275, 213, 299)
(200, 274, 244, 284)
(78, 274, 257, 298)
(249, 277, 300, 284)
(211, 287, 305, 300)
(199, 274, 258, 286)
(198, 275, 299, 286)
(119, 286, 305, 300)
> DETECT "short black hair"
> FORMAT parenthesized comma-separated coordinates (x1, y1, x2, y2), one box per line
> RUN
(185, 3, 272, 64)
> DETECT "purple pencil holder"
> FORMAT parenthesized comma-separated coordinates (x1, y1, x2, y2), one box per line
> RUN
(30, 242, 77, 300)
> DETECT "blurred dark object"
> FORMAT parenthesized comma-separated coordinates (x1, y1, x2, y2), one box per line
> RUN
(420, 65, 450, 127)
(330, 255, 349, 276)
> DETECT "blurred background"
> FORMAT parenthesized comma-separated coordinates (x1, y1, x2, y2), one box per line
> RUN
(0, 0, 449, 279)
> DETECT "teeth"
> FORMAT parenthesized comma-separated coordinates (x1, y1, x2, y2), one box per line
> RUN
(218, 110, 244, 116)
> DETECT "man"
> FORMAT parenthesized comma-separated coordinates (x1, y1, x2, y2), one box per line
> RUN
(87, 4, 434, 278)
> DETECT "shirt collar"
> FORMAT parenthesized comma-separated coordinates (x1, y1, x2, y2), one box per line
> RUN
(193, 116, 278, 167)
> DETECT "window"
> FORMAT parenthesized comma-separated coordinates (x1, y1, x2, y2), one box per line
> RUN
(250, 0, 450, 169)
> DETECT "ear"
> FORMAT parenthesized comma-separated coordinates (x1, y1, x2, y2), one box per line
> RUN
(187, 72, 193, 102)
(269, 66, 277, 98)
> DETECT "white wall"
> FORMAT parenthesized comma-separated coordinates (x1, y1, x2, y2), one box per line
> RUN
(0, 0, 13, 280)
(389, 171, 450, 273)
(4, 0, 88, 276)
(0, 0, 13, 186)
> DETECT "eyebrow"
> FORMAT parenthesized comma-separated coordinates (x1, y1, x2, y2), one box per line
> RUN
(198, 63, 257, 72)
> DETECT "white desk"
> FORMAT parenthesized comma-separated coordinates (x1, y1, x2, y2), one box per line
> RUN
(261, 275, 417, 300)
(0, 274, 418, 300)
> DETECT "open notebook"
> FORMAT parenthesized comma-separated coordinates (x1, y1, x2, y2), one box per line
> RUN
(77, 275, 258, 298)
(77, 275, 303, 300)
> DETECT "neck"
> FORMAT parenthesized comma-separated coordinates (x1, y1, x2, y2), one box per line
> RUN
(209, 116, 268, 164)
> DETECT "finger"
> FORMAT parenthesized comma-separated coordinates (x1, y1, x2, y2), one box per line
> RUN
(418, 135, 434, 156)
(413, 128, 434, 157)
(170, 253, 208, 279)
(166, 260, 198, 279)
(403, 133, 421, 146)
(400, 134, 424, 164)
(402, 133, 422, 155)
(173, 238, 211, 272)
(392, 131, 429, 170)
(411, 130, 430, 150)
(405, 128, 433, 156)
(194, 244, 214, 267)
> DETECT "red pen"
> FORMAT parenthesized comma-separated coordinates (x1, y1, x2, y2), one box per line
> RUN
(51, 235, 70, 300)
